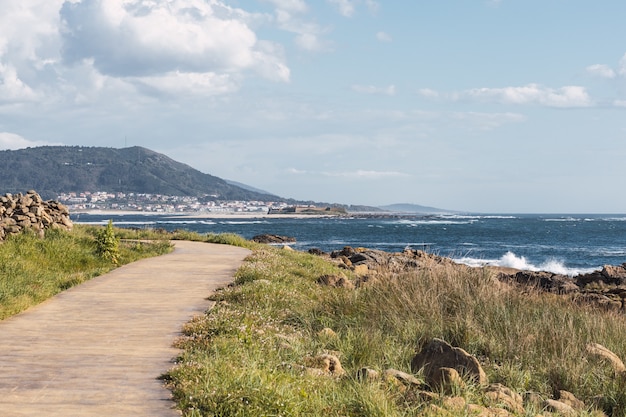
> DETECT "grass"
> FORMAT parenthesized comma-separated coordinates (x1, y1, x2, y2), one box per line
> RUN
(4, 223, 625, 415)
(0, 225, 172, 320)
(165, 244, 626, 416)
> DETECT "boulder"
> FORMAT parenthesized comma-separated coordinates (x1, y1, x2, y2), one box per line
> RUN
(251, 234, 296, 244)
(382, 369, 423, 388)
(484, 384, 524, 414)
(411, 338, 488, 388)
(586, 342, 626, 374)
(317, 274, 354, 289)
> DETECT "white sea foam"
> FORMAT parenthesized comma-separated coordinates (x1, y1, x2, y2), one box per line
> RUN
(454, 251, 597, 276)
(219, 220, 269, 225)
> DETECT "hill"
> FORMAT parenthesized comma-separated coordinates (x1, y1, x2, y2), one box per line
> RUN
(0, 146, 283, 201)
(378, 203, 451, 214)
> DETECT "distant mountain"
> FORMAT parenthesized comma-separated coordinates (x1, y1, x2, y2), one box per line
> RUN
(0, 146, 280, 201)
(225, 179, 278, 197)
(379, 203, 452, 214)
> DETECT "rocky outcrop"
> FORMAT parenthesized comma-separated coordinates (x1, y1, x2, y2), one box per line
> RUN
(329, 246, 456, 272)
(251, 234, 296, 244)
(0, 190, 72, 241)
(498, 266, 626, 313)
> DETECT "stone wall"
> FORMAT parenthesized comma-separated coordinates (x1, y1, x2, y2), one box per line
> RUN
(0, 190, 73, 241)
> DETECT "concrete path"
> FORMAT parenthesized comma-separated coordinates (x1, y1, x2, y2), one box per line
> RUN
(0, 241, 250, 416)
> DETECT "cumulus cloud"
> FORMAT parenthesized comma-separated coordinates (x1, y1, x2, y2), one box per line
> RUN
(0, 132, 62, 150)
(59, 0, 289, 85)
(376, 31, 392, 42)
(352, 84, 396, 95)
(0, 63, 39, 103)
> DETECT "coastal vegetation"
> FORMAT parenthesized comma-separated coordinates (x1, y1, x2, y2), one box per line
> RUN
(0, 225, 171, 320)
(3, 223, 626, 415)
(164, 240, 626, 416)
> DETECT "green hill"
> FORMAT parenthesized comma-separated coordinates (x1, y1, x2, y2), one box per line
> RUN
(0, 146, 279, 201)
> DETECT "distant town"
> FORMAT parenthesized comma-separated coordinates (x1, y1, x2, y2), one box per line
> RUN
(56, 191, 344, 214)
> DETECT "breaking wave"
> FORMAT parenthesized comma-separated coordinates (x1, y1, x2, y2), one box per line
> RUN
(454, 251, 597, 277)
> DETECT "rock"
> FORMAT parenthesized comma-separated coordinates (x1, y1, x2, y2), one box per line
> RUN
(442, 396, 466, 411)
(356, 367, 379, 382)
(306, 354, 345, 377)
(0, 191, 72, 241)
(250, 234, 296, 244)
(557, 390, 586, 410)
(382, 368, 423, 387)
(544, 399, 576, 416)
(308, 248, 326, 256)
(586, 342, 626, 374)
(430, 367, 465, 394)
(353, 264, 369, 276)
(317, 328, 338, 339)
(411, 338, 488, 387)
(317, 274, 354, 289)
(484, 384, 524, 414)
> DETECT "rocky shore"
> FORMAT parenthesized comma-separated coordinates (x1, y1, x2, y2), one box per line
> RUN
(301, 244, 626, 314)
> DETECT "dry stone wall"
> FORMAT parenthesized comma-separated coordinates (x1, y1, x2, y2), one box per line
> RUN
(0, 190, 73, 241)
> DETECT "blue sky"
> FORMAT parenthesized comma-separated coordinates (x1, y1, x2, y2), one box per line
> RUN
(1, 1, 626, 213)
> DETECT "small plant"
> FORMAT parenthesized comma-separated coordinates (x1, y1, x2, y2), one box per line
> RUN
(95, 220, 120, 264)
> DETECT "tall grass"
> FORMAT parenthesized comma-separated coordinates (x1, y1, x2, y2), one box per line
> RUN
(0, 225, 172, 320)
(166, 246, 626, 416)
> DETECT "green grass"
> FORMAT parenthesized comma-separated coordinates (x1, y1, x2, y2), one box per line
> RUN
(0, 225, 172, 320)
(165, 245, 626, 416)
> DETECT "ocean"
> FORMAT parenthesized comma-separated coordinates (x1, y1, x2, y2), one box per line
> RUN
(72, 213, 626, 277)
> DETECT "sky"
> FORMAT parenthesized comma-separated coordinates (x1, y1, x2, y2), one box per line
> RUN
(1, 1, 626, 213)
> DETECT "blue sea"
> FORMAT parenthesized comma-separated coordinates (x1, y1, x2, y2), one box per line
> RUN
(72, 213, 626, 276)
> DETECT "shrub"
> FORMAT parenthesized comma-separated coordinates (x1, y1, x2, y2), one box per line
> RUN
(95, 219, 120, 264)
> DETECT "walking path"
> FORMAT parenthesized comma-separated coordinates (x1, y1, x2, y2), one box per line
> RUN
(0, 241, 251, 416)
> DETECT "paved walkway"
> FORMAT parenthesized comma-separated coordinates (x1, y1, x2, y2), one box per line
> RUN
(0, 241, 250, 416)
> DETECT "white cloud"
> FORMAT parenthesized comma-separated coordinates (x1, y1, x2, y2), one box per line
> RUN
(327, 0, 356, 17)
(586, 64, 616, 79)
(263, 0, 308, 14)
(0, 0, 292, 105)
(352, 84, 396, 96)
(479, 84, 592, 107)
(619, 53, 626, 77)
(59, 0, 289, 82)
(0, 63, 39, 103)
(0, 132, 62, 150)
(422, 84, 593, 108)
(272, 7, 329, 52)
(376, 31, 392, 42)
(614, 100, 626, 108)
(418, 88, 439, 98)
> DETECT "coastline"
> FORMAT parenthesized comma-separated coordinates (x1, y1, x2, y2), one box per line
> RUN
(70, 209, 340, 220)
